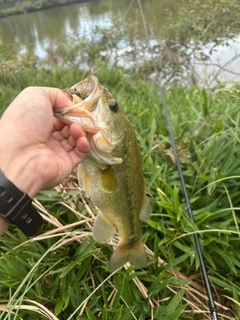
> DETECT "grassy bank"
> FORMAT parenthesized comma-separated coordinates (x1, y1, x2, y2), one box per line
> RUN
(0, 32, 240, 320)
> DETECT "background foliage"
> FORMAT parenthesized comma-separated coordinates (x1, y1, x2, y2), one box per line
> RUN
(0, 0, 240, 319)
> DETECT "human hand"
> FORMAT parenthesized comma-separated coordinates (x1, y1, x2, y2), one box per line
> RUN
(0, 86, 90, 198)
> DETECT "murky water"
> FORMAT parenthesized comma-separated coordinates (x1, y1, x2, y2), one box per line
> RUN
(0, 0, 176, 57)
(0, 0, 240, 85)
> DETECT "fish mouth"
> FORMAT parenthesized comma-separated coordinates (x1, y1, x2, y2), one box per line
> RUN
(53, 75, 124, 164)
(54, 105, 124, 165)
(54, 105, 98, 134)
(54, 75, 101, 134)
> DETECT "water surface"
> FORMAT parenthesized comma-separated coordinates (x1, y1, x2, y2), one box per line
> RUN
(0, 0, 240, 84)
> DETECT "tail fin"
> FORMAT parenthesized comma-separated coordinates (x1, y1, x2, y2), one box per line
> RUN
(109, 239, 147, 272)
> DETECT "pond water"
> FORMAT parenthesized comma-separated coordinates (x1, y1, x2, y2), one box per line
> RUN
(0, 0, 240, 85)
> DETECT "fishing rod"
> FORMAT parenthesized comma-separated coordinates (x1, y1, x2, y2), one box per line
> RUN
(137, 1, 219, 319)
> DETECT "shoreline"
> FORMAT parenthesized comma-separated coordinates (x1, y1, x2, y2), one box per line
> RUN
(0, 0, 97, 18)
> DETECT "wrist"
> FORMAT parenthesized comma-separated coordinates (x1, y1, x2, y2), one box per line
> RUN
(0, 152, 42, 198)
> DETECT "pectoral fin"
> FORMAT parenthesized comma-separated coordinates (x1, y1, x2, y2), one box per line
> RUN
(139, 195, 152, 221)
(93, 212, 116, 243)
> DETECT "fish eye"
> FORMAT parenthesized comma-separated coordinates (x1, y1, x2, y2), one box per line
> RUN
(109, 101, 119, 113)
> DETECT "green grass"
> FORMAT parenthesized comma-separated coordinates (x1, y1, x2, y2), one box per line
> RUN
(0, 37, 240, 319)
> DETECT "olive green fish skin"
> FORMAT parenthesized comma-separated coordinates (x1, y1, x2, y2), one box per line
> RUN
(54, 76, 151, 271)
(80, 116, 144, 245)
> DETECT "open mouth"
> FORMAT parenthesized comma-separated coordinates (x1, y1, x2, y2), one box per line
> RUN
(53, 75, 126, 165)
(53, 105, 98, 134)
(54, 75, 102, 134)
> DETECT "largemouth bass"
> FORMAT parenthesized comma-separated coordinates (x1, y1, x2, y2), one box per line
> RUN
(54, 75, 152, 272)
